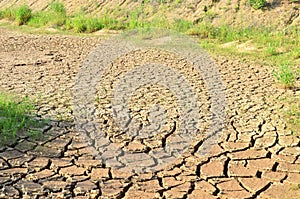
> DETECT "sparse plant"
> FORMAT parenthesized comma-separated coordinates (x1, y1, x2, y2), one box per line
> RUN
(49, 0, 66, 15)
(274, 64, 297, 88)
(128, 11, 140, 29)
(70, 14, 87, 32)
(0, 92, 44, 144)
(173, 18, 192, 33)
(264, 45, 278, 56)
(48, 1, 66, 26)
(15, 5, 32, 25)
(1, 8, 16, 20)
(27, 11, 49, 27)
(86, 17, 103, 33)
(99, 13, 123, 30)
(0, 10, 4, 19)
(249, 0, 267, 9)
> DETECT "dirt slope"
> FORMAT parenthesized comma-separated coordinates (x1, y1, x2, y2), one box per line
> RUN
(0, 0, 299, 28)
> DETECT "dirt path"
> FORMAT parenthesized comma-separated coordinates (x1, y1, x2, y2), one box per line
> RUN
(0, 27, 299, 199)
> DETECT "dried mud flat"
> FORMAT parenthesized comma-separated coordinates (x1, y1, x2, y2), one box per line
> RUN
(0, 27, 299, 199)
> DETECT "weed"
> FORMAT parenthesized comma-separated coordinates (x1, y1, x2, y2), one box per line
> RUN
(264, 45, 278, 56)
(86, 17, 103, 33)
(28, 11, 50, 27)
(0, 10, 4, 19)
(291, 48, 300, 59)
(150, 15, 170, 29)
(69, 14, 87, 32)
(100, 14, 123, 30)
(281, 95, 300, 134)
(249, 0, 267, 9)
(173, 18, 192, 33)
(49, 0, 66, 15)
(65, 14, 104, 33)
(274, 64, 296, 88)
(1, 8, 16, 20)
(128, 11, 141, 29)
(48, 1, 66, 27)
(27, 1, 66, 28)
(0, 92, 44, 144)
(15, 5, 32, 25)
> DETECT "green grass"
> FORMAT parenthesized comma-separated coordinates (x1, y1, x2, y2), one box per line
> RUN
(280, 95, 300, 135)
(28, 1, 66, 28)
(49, 0, 66, 15)
(274, 64, 297, 88)
(249, 0, 267, 9)
(15, 5, 32, 25)
(0, 92, 45, 144)
(66, 14, 105, 33)
(27, 11, 50, 27)
(0, 8, 16, 20)
(0, 5, 32, 25)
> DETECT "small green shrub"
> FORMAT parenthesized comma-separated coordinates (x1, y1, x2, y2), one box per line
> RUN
(69, 14, 86, 32)
(0, 10, 4, 19)
(86, 18, 103, 33)
(127, 11, 141, 29)
(274, 65, 297, 88)
(0, 92, 39, 144)
(1, 8, 16, 20)
(249, 0, 267, 9)
(264, 45, 278, 56)
(65, 18, 73, 30)
(26, 1, 67, 28)
(99, 14, 123, 30)
(27, 11, 50, 27)
(49, 0, 66, 15)
(15, 5, 32, 25)
(186, 23, 213, 38)
(47, 1, 66, 27)
(173, 19, 193, 32)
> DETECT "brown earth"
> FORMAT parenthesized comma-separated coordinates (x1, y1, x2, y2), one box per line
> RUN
(0, 0, 299, 29)
(0, 26, 299, 198)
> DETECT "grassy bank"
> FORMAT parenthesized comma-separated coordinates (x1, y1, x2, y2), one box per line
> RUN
(0, 2, 299, 69)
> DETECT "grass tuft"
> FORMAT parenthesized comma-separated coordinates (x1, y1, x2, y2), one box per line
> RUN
(49, 0, 66, 15)
(86, 17, 104, 33)
(249, 0, 267, 9)
(0, 92, 46, 144)
(274, 64, 297, 88)
(1, 8, 16, 20)
(15, 5, 32, 25)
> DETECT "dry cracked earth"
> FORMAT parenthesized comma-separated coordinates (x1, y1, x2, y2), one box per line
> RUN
(0, 27, 299, 199)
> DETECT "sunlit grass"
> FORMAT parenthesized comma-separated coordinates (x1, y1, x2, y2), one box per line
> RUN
(0, 92, 46, 144)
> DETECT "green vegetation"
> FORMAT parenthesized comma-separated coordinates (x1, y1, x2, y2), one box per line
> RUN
(28, 1, 66, 27)
(279, 95, 300, 134)
(66, 14, 104, 33)
(0, 5, 32, 25)
(249, 0, 267, 9)
(274, 64, 297, 88)
(0, 92, 45, 144)
(15, 5, 32, 25)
